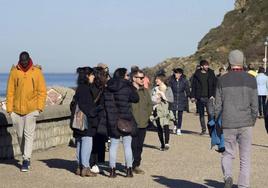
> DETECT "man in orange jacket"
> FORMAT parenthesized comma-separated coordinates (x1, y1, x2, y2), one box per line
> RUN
(6, 51, 47, 172)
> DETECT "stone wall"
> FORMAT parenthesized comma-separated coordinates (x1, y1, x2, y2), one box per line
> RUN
(0, 104, 72, 159)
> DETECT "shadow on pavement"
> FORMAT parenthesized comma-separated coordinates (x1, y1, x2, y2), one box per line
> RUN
(143, 143, 159, 150)
(40, 158, 76, 173)
(252, 143, 268, 149)
(152, 175, 207, 188)
(204, 179, 238, 188)
(0, 159, 21, 169)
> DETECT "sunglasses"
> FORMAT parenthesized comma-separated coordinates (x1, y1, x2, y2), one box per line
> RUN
(135, 76, 145, 80)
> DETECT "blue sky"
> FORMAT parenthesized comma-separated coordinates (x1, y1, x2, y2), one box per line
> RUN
(0, 0, 234, 73)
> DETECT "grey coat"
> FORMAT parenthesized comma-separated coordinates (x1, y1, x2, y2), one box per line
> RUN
(214, 71, 258, 129)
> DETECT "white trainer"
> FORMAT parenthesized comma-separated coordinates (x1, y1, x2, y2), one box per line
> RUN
(176, 129, 182, 135)
(173, 126, 177, 134)
(91, 165, 100, 173)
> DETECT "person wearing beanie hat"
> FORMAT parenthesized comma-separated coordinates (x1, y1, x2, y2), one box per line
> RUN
(214, 49, 258, 188)
(228, 49, 244, 66)
(6, 51, 47, 172)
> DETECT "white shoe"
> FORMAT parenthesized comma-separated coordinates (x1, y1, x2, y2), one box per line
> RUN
(176, 129, 182, 135)
(173, 127, 177, 134)
(91, 165, 100, 173)
(165, 144, 170, 150)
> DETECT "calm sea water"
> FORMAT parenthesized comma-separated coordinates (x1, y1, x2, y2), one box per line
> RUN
(0, 73, 77, 97)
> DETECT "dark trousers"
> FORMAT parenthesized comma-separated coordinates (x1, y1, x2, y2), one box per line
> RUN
(90, 134, 107, 167)
(131, 128, 147, 168)
(197, 97, 213, 132)
(264, 102, 268, 133)
(156, 119, 169, 148)
(258, 96, 266, 116)
(172, 110, 183, 129)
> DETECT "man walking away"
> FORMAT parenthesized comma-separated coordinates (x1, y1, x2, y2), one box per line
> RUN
(6, 51, 47, 172)
(215, 50, 258, 188)
(190, 60, 217, 135)
(131, 69, 152, 174)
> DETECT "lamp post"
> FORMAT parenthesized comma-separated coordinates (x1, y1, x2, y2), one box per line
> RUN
(264, 36, 268, 72)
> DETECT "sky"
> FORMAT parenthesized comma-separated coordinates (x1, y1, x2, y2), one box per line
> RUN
(0, 0, 234, 73)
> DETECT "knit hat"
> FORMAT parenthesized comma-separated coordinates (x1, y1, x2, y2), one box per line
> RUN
(228, 50, 244, 66)
(97, 63, 108, 69)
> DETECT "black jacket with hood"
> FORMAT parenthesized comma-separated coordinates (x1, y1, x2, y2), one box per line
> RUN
(103, 78, 139, 138)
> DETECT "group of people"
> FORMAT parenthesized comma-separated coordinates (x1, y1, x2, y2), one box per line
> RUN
(5, 49, 265, 188)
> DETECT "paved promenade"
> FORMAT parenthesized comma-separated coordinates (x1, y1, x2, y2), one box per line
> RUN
(0, 113, 267, 188)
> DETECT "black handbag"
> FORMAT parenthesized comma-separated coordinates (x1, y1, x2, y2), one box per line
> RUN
(111, 94, 133, 134)
(117, 118, 133, 133)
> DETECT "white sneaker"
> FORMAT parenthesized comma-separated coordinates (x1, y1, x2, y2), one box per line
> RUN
(165, 144, 170, 150)
(173, 127, 177, 134)
(91, 165, 100, 173)
(176, 129, 182, 135)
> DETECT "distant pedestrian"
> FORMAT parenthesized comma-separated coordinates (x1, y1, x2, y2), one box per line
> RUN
(215, 50, 258, 188)
(190, 64, 201, 114)
(247, 63, 258, 77)
(6, 51, 47, 172)
(169, 68, 190, 135)
(216, 67, 226, 78)
(256, 67, 268, 118)
(151, 72, 174, 151)
(190, 60, 217, 135)
(131, 69, 152, 174)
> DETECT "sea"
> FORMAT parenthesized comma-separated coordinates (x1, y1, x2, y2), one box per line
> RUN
(0, 73, 77, 97)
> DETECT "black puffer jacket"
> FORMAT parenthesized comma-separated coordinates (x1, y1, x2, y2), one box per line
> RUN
(70, 84, 101, 138)
(169, 75, 190, 111)
(103, 78, 139, 138)
(190, 68, 217, 99)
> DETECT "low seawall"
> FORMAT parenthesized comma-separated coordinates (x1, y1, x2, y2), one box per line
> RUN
(0, 105, 72, 159)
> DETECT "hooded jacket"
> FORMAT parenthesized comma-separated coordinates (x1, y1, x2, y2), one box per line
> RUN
(103, 78, 139, 138)
(6, 64, 47, 115)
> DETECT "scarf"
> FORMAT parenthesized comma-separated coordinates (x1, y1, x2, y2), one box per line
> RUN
(18, 58, 33, 72)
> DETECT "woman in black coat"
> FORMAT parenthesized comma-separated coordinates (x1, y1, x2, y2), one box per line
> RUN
(103, 68, 139, 178)
(169, 68, 190, 135)
(70, 67, 101, 177)
(89, 66, 109, 173)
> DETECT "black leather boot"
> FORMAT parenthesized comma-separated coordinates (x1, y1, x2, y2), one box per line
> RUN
(126, 167, 133, 178)
(109, 168, 116, 178)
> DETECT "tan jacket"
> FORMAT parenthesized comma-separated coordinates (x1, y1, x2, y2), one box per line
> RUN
(6, 65, 47, 115)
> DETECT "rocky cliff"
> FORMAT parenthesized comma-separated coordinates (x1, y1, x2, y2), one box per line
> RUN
(145, 0, 268, 78)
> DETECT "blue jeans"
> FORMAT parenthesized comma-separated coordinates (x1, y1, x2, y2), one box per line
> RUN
(109, 136, 133, 168)
(76, 136, 93, 168)
(258, 96, 266, 116)
(172, 110, 183, 129)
